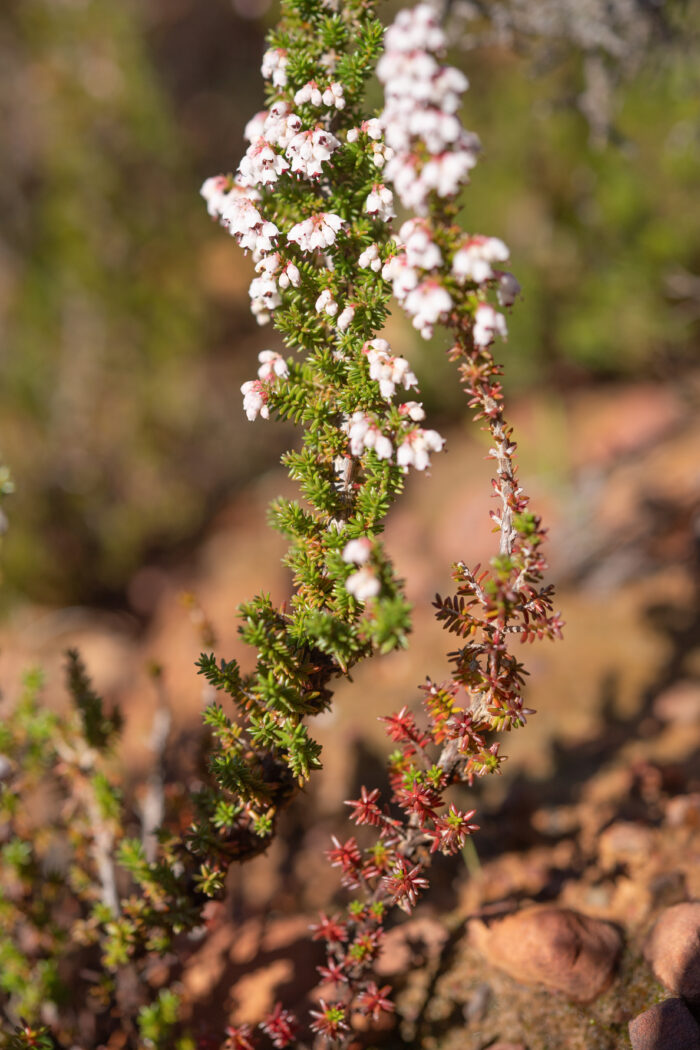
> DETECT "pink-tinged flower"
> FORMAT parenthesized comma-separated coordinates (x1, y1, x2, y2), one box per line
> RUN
(309, 1000, 349, 1040)
(248, 273, 281, 323)
(278, 261, 300, 289)
(244, 110, 268, 144)
(310, 913, 349, 943)
(286, 212, 345, 252)
(404, 279, 453, 335)
(344, 411, 393, 460)
(294, 79, 324, 107)
(345, 785, 383, 826)
(342, 537, 372, 564)
(257, 350, 288, 382)
(452, 235, 509, 284)
(261, 47, 288, 87)
(259, 1004, 298, 1049)
(370, 140, 394, 168)
(422, 145, 479, 196)
(346, 566, 381, 602)
(315, 288, 338, 316)
(263, 103, 302, 149)
(383, 857, 429, 912)
(382, 252, 419, 300)
(336, 304, 355, 330)
(396, 427, 445, 471)
(286, 127, 340, 178)
(365, 184, 396, 221)
(200, 175, 230, 218)
(364, 338, 418, 399)
(399, 218, 443, 270)
(238, 138, 289, 188)
(473, 303, 508, 346)
(224, 1023, 257, 1050)
(358, 243, 382, 271)
(383, 3, 445, 54)
(240, 380, 269, 421)
(355, 982, 395, 1022)
(222, 194, 279, 253)
(399, 400, 426, 421)
(322, 81, 345, 109)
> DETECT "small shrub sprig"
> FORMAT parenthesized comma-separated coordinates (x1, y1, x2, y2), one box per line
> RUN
(222, 5, 562, 1048)
(107, 0, 444, 981)
(0, 656, 123, 1047)
(0, 3, 562, 1046)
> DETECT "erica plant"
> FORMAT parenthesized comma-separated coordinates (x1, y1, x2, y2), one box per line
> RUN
(205, 1, 561, 1047)
(0, 0, 562, 1047)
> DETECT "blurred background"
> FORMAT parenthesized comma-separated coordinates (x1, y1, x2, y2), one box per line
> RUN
(1, 0, 700, 1038)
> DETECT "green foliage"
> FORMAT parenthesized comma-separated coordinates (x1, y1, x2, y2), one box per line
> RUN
(138, 989, 181, 1047)
(65, 648, 122, 750)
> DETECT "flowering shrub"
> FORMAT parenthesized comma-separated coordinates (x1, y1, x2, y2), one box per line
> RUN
(0, 0, 561, 1047)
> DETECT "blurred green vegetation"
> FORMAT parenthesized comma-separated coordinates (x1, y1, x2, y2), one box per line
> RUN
(0, 0, 698, 606)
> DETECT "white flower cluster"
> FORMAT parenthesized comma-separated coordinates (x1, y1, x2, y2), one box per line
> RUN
(342, 537, 380, 602)
(240, 105, 341, 188)
(245, 103, 301, 151)
(365, 184, 395, 222)
(396, 426, 444, 471)
(294, 79, 345, 110)
(377, 3, 480, 214)
(287, 212, 345, 252)
(473, 303, 508, 347)
(343, 407, 444, 472)
(240, 351, 290, 421)
(248, 254, 301, 325)
(239, 138, 289, 188)
(261, 47, 288, 88)
(363, 339, 418, 399)
(358, 244, 382, 272)
(452, 235, 509, 284)
(222, 193, 280, 255)
(345, 412, 393, 461)
(315, 288, 338, 316)
(241, 380, 269, 421)
(287, 127, 341, 179)
(382, 220, 453, 338)
(201, 177, 281, 258)
(257, 349, 289, 382)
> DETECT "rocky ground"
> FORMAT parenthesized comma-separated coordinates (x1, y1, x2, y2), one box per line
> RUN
(1, 375, 699, 1048)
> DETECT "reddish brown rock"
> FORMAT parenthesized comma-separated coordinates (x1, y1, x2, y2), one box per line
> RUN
(469, 905, 621, 1003)
(653, 682, 700, 725)
(644, 901, 700, 1000)
(598, 821, 655, 870)
(488, 1045, 526, 1050)
(629, 999, 700, 1050)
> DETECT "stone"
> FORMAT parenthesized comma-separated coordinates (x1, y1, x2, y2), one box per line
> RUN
(644, 901, 700, 1000)
(598, 821, 655, 870)
(653, 682, 700, 725)
(469, 905, 622, 1003)
(629, 998, 700, 1050)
